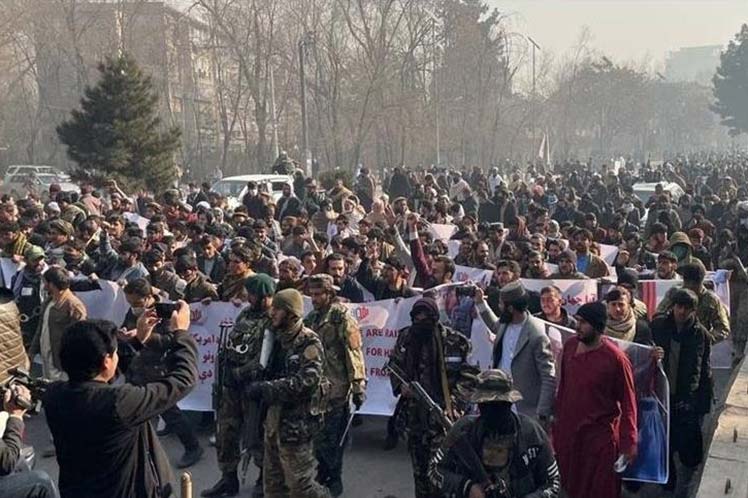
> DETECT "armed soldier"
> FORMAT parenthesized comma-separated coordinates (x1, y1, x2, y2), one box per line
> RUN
(202, 274, 276, 498)
(245, 289, 332, 498)
(429, 369, 560, 498)
(387, 297, 472, 498)
(304, 274, 366, 497)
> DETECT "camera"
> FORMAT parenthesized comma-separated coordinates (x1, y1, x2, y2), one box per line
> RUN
(0, 368, 50, 414)
(154, 302, 179, 320)
(455, 284, 477, 298)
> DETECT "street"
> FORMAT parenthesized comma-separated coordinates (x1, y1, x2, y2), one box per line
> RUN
(22, 367, 734, 498)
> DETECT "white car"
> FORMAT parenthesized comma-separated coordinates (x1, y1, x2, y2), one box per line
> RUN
(2, 165, 79, 195)
(212, 174, 294, 208)
(631, 182, 684, 205)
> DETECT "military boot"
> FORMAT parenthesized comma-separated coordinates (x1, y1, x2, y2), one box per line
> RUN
(201, 472, 240, 498)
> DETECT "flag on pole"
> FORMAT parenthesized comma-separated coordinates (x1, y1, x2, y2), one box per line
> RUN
(537, 131, 552, 167)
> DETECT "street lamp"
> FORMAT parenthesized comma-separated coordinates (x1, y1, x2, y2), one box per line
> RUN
(298, 31, 314, 176)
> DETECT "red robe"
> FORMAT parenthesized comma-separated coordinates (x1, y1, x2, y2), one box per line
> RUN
(552, 336, 638, 498)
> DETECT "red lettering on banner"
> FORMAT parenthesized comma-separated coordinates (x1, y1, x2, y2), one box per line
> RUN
(368, 367, 388, 377)
(365, 328, 383, 337)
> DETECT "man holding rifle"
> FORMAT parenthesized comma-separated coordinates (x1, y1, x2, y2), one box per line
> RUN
(203, 274, 276, 498)
(429, 369, 560, 498)
(386, 296, 472, 498)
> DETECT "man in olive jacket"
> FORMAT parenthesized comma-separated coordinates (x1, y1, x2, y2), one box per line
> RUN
(43, 302, 197, 498)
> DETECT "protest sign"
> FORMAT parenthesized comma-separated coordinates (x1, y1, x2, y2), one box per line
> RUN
(520, 278, 599, 313)
(179, 301, 246, 411)
(453, 265, 493, 288)
(429, 223, 457, 241)
(76, 279, 130, 325)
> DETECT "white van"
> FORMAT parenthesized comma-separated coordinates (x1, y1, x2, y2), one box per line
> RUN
(211, 174, 293, 208)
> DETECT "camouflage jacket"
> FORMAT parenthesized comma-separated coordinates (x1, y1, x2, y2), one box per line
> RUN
(223, 307, 271, 383)
(388, 323, 472, 429)
(304, 303, 366, 407)
(656, 285, 730, 343)
(264, 322, 327, 444)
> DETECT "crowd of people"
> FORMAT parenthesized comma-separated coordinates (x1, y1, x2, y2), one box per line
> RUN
(0, 151, 745, 498)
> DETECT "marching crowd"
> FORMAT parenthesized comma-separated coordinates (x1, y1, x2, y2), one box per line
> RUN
(0, 151, 745, 498)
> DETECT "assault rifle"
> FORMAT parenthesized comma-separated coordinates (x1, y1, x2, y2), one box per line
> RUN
(384, 361, 510, 498)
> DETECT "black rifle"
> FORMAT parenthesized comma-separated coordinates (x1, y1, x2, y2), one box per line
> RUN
(384, 361, 510, 498)
(212, 319, 233, 412)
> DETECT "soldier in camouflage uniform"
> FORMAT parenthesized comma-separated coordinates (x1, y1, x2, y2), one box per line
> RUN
(202, 274, 276, 498)
(246, 289, 332, 498)
(656, 262, 730, 344)
(304, 274, 366, 497)
(387, 297, 472, 498)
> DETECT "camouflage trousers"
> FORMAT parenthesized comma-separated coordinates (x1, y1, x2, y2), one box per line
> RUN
(215, 385, 263, 474)
(407, 425, 445, 498)
(263, 425, 331, 498)
(314, 402, 350, 489)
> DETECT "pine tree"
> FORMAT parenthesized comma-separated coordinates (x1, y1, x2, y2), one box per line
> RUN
(712, 24, 748, 136)
(57, 53, 181, 191)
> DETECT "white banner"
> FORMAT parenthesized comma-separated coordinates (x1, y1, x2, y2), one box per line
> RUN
(453, 265, 494, 288)
(599, 243, 619, 265)
(429, 223, 457, 241)
(76, 279, 130, 325)
(520, 278, 599, 313)
(179, 302, 246, 411)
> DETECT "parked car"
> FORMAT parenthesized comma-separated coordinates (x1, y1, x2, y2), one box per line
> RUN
(211, 174, 293, 208)
(1, 165, 78, 196)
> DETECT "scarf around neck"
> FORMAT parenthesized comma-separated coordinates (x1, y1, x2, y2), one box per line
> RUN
(605, 308, 637, 342)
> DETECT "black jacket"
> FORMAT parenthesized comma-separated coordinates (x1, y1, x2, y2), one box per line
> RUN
(651, 312, 713, 415)
(43, 332, 198, 498)
(197, 254, 227, 284)
(0, 415, 23, 476)
(430, 413, 559, 498)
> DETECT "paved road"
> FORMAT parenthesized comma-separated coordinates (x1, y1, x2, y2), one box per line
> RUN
(23, 367, 734, 498)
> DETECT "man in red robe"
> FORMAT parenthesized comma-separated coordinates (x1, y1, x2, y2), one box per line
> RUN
(552, 301, 638, 498)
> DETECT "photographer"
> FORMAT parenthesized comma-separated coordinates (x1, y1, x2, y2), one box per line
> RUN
(0, 385, 58, 498)
(43, 301, 197, 498)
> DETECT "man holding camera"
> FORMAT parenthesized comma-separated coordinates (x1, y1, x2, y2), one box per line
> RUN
(43, 301, 197, 498)
(0, 385, 58, 498)
(121, 278, 202, 469)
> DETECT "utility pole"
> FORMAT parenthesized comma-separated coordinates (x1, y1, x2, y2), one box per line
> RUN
(528, 36, 541, 163)
(424, 8, 442, 167)
(269, 64, 279, 159)
(433, 19, 441, 167)
(298, 32, 313, 176)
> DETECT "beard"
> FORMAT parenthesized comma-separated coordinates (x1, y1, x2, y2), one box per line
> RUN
(579, 330, 601, 345)
(498, 309, 513, 324)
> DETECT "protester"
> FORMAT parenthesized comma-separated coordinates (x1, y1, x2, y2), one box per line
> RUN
(30, 267, 87, 382)
(1, 152, 745, 497)
(474, 283, 556, 424)
(651, 288, 713, 497)
(553, 302, 638, 498)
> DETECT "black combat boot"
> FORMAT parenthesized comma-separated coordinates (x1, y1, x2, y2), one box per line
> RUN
(201, 472, 240, 497)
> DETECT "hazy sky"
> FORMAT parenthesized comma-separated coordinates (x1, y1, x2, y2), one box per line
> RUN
(492, 0, 748, 66)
